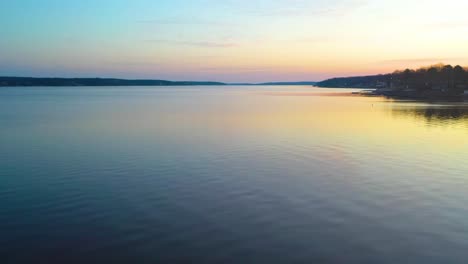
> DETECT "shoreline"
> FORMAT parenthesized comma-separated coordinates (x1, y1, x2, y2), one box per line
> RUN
(353, 89, 468, 102)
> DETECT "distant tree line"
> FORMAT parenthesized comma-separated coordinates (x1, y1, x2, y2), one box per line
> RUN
(0, 77, 226, 87)
(317, 64, 468, 95)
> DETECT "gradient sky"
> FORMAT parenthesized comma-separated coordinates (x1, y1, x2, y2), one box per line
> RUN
(2, 0, 468, 82)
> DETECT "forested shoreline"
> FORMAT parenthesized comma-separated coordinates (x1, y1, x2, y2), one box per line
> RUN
(317, 64, 468, 98)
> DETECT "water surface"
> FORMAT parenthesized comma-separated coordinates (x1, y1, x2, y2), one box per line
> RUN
(1, 86, 467, 263)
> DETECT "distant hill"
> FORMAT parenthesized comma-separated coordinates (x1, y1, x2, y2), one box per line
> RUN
(259, 81, 317, 86)
(229, 81, 316, 86)
(0, 77, 319, 87)
(316, 64, 468, 99)
(316, 74, 390, 88)
(0, 77, 226, 87)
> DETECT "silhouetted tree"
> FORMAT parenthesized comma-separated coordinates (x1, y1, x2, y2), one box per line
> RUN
(440, 65, 453, 91)
(453, 65, 465, 87)
(403, 69, 411, 89)
(427, 67, 438, 88)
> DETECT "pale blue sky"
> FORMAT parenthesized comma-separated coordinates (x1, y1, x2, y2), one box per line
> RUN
(2, 0, 468, 82)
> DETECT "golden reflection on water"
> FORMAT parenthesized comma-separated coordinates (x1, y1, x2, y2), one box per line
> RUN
(100, 88, 468, 152)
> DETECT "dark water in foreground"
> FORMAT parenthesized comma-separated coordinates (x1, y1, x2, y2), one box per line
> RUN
(1, 86, 467, 263)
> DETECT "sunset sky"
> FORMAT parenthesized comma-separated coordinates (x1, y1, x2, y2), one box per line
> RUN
(2, 0, 468, 82)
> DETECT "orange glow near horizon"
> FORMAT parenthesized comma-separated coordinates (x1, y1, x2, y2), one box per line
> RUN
(2, 0, 468, 82)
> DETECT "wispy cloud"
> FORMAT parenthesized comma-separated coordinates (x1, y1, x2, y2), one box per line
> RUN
(145, 39, 237, 48)
(227, 0, 368, 17)
(288, 0, 367, 17)
(137, 18, 231, 27)
(107, 61, 164, 67)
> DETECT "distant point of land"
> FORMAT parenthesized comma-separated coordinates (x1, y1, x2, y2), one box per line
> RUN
(0, 77, 319, 87)
(0, 77, 226, 87)
(316, 64, 468, 100)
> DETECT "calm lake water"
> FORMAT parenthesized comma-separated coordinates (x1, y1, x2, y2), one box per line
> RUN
(1, 86, 467, 263)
